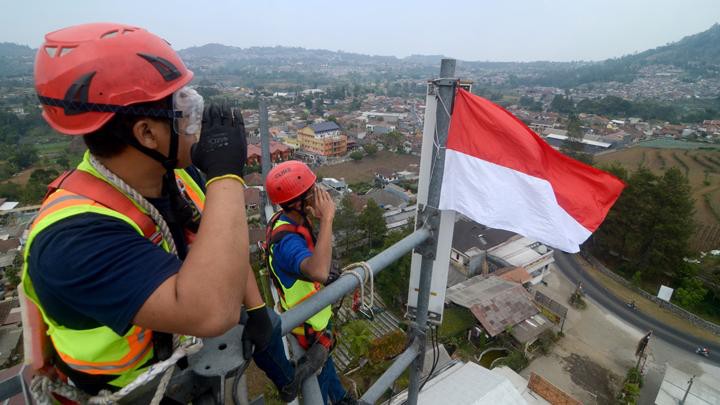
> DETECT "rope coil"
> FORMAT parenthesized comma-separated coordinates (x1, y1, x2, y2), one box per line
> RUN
(341, 262, 374, 317)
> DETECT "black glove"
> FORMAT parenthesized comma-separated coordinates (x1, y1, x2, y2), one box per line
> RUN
(191, 103, 247, 180)
(241, 304, 273, 359)
(324, 264, 341, 286)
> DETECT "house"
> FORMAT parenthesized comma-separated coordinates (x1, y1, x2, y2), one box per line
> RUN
(449, 217, 515, 276)
(446, 276, 553, 352)
(320, 178, 349, 195)
(374, 168, 399, 185)
(365, 189, 408, 210)
(383, 205, 416, 231)
(297, 121, 347, 158)
(245, 141, 292, 167)
(487, 235, 554, 285)
(390, 361, 563, 405)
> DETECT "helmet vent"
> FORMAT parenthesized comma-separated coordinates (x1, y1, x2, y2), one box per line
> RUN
(44, 46, 57, 57)
(101, 30, 119, 39)
(59, 47, 74, 57)
(137, 53, 181, 82)
(62, 71, 96, 115)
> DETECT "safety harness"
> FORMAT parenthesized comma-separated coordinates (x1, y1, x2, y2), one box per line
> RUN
(22, 166, 204, 402)
(261, 212, 336, 351)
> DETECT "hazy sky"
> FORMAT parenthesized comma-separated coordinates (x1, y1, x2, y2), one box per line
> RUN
(2, 0, 719, 62)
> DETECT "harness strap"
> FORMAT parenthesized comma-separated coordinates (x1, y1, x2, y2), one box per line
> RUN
(46, 170, 161, 243)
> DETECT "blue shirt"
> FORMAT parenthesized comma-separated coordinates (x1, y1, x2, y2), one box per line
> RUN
(271, 214, 313, 289)
(28, 168, 205, 336)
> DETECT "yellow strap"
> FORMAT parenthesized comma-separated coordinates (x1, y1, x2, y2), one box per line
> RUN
(247, 303, 266, 312)
(206, 174, 246, 188)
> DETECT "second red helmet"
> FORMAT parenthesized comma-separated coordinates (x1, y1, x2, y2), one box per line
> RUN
(266, 161, 317, 205)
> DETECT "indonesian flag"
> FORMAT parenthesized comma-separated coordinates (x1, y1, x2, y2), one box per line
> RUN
(439, 89, 625, 253)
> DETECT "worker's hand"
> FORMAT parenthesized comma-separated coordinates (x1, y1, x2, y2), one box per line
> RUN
(241, 304, 273, 359)
(306, 187, 335, 222)
(191, 103, 247, 180)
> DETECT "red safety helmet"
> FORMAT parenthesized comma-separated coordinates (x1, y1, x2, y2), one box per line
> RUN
(34, 23, 193, 135)
(266, 161, 317, 205)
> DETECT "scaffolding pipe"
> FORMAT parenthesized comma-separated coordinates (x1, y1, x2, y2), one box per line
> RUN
(280, 227, 431, 335)
(407, 58, 456, 405)
(359, 339, 420, 405)
(288, 335, 323, 405)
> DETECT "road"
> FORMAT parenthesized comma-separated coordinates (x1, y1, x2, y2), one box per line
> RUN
(553, 252, 720, 366)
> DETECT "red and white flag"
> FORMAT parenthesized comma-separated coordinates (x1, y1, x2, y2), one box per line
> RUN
(439, 89, 625, 253)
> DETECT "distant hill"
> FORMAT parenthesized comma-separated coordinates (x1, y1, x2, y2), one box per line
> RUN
(529, 24, 720, 87)
(0, 42, 34, 58)
(179, 44, 400, 66)
(0, 43, 35, 77)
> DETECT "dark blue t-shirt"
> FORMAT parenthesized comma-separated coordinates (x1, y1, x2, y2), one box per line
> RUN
(271, 215, 313, 289)
(28, 168, 205, 336)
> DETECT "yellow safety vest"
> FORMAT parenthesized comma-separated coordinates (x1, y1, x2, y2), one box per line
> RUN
(21, 152, 205, 388)
(267, 215, 332, 335)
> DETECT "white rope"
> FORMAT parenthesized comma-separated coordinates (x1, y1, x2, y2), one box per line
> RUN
(88, 154, 178, 256)
(341, 262, 374, 315)
(30, 338, 203, 404)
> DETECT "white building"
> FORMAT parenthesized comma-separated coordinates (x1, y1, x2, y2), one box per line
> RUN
(487, 235, 554, 285)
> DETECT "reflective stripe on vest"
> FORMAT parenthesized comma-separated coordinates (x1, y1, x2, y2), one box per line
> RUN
(267, 218, 332, 334)
(20, 152, 206, 387)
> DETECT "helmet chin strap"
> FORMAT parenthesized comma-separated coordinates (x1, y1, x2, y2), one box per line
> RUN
(119, 117, 201, 234)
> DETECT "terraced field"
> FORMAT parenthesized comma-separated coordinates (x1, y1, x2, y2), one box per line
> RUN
(596, 147, 720, 251)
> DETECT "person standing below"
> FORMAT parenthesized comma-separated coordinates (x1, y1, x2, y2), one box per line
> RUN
(265, 160, 356, 405)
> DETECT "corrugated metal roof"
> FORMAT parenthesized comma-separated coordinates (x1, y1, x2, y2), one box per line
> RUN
(417, 362, 527, 405)
(446, 276, 538, 337)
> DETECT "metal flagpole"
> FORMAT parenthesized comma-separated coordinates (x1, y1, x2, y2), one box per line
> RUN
(407, 58, 457, 405)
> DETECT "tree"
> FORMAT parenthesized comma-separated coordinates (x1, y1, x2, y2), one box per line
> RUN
(333, 194, 360, 258)
(358, 199, 386, 248)
(382, 131, 404, 152)
(363, 143, 378, 157)
(675, 277, 707, 309)
(549, 95, 574, 114)
(593, 166, 695, 282)
(375, 225, 413, 308)
(561, 114, 593, 165)
(10, 144, 38, 170)
(349, 151, 363, 161)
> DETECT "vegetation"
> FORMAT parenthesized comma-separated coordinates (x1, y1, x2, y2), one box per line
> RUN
(349, 151, 364, 161)
(617, 367, 643, 405)
(438, 306, 476, 339)
(375, 226, 413, 311)
(340, 320, 374, 364)
(362, 144, 378, 157)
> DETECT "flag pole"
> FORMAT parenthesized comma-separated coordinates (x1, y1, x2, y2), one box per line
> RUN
(407, 58, 457, 405)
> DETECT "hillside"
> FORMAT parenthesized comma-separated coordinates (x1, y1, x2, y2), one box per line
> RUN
(596, 147, 720, 251)
(529, 24, 720, 87)
(0, 42, 34, 77)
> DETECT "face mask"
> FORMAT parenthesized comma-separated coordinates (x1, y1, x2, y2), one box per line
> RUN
(172, 86, 204, 140)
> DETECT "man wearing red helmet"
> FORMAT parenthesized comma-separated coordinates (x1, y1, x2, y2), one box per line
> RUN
(265, 160, 355, 405)
(22, 23, 323, 401)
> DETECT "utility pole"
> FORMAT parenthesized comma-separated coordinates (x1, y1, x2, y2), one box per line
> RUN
(259, 98, 274, 223)
(680, 375, 695, 405)
(635, 331, 652, 371)
(407, 58, 456, 405)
